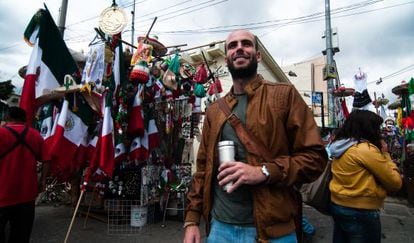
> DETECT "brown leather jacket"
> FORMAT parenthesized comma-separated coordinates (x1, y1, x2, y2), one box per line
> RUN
(185, 74, 328, 242)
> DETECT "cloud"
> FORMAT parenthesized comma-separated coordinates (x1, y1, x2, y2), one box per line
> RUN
(0, 0, 413, 107)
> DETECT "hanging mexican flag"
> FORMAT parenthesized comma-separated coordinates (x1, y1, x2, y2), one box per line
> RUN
(21, 8, 79, 126)
(49, 99, 88, 180)
(148, 119, 160, 151)
(127, 84, 145, 137)
(114, 135, 127, 164)
(129, 136, 144, 161)
(98, 91, 115, 177)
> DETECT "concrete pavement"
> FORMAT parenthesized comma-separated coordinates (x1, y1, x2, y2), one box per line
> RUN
(30, 197, 414, 243)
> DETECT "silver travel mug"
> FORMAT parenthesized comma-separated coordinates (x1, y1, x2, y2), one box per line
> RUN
(217, 140, 235, 192)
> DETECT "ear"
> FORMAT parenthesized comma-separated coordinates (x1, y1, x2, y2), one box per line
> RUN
(256, 50, 262, 63)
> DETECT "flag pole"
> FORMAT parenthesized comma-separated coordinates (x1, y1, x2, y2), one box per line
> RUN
(83, 185, 98, 228)
(64, 189, 85, 243)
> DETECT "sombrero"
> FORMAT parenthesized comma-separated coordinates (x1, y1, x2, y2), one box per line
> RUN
(392, 83, 408, 95)
(388, 99, 402, 110)
(138, 36, 167, 57)
(333, 87, 355, 97)
(36, 90, 65, 107)
(81, 90, 102, 116)
(372, 97, 389, 108)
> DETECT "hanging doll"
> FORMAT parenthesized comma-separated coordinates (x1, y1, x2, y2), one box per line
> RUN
(129, 41, 153, 84)
(352, 69, 372, 110)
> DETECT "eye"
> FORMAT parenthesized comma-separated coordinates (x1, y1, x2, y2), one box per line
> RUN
(241, 40, 253, 47)
(227, 42, 237, 50)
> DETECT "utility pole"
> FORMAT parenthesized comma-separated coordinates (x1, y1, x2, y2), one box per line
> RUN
(324, 0, 338, 128)
(131, 0, 136, 54)
(57, 0, 68, 37)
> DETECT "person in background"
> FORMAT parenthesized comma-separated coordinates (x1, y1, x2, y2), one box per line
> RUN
(0, 107, 50, 243)
(329, 110, 402, 243)
(183, 29, 328, 243)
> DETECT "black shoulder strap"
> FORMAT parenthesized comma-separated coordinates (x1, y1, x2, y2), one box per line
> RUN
(0, 126, 37, 160)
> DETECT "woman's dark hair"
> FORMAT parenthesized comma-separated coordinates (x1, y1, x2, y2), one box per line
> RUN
(333, 110, 383, 149)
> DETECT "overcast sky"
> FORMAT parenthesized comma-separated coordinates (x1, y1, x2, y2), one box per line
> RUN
(0, 0, 413, 102)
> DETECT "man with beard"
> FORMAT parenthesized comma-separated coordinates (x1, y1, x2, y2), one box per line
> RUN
(183, 29, 327, 243)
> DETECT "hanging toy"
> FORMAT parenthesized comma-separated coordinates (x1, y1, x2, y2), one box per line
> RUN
(129, 40, 154, 84)
(193, 63, 208, 84)
(129, 60, 150, 84)
(130, 42, 153, 66)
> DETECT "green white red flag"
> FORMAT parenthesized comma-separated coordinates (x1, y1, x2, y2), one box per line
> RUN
(98, 91, 115, 177)
(20, 8, 79, 126)
(49, 99, 88, 181)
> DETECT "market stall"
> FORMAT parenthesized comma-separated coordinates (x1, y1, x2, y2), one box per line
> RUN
(19, 4, 226, 238)
(390, 80, 414, 203)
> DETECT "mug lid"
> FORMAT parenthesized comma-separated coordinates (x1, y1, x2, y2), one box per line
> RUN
(218, 140, 234, 146)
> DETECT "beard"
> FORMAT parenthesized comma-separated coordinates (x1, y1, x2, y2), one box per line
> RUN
(227, 57, 258, 80)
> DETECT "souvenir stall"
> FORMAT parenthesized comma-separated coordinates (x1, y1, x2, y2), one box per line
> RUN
(25, 3, 225, 237)
(78, 31, 211, 233)
(372, 92, 400, 166)
(391, 78, 414, 203)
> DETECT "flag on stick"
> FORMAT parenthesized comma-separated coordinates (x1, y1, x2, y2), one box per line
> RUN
(21, 8, 79, 126)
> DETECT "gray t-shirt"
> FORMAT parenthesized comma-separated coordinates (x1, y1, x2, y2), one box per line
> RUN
(211, 94, 254, 225)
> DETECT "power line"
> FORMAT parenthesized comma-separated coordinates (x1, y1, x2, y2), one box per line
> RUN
(63, 0, 227, 43)
(367, 63, 414, 84)
(1, 0, 412, 52)
(153, 0, 412, 35)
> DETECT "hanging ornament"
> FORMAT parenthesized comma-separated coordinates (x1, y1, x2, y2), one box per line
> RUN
(130, 60, 150, 84)
(99, 4, 128, 35)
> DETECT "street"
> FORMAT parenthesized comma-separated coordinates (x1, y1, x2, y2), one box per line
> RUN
(29, 197, 414, 243)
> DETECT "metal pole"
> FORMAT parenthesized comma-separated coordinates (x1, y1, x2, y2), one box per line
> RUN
(320, 92, 325, 130)
(57, 0, 68, 37)
(325, 0, 336, 128)
(131, 0, 136, 54)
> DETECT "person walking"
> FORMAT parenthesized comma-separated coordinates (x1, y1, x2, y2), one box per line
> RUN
(329, 110, 402, 243)
(0, 107, 50, 243)
(183, 29, 328, 243)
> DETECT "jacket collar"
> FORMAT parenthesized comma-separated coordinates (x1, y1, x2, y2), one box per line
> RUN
(226, 74, 264, 102)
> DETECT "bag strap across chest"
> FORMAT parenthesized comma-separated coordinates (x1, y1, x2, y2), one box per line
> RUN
(217, 98, 273, 162)
(0, 126, 37, 160)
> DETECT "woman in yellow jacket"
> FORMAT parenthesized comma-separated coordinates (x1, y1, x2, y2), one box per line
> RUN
(329, 110, 402, 243)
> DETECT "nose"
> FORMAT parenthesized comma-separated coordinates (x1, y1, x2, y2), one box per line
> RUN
(235, 41, 243, 50)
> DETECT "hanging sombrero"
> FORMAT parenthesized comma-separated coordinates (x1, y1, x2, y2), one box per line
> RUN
(138, 36, 167, 57)
(81, 90, 102, 115)
(388, 99, 402, 110)
(333, 87, 355, 97)
(372, 97, 389, 108)
(36, 91, 66, 107)
(392, 83, 408, 95)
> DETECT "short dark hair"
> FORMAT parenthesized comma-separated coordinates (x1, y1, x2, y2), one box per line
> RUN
(333, 110, 383, 149)
(6, 106, 26, 123)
